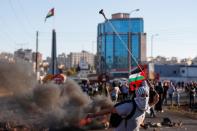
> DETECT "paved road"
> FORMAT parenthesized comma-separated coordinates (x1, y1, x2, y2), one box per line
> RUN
(141, 109, 197, 131)
(89, 106, 197, 131)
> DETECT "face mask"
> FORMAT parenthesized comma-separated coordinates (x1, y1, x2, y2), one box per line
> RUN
(134, 96, 149, 111)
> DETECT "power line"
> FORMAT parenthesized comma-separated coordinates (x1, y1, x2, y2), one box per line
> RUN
(0, 21, 17, 43)
(17, 0, 35, 30)
(8, 0, 33, 43)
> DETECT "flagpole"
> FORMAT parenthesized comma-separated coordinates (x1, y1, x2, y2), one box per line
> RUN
(36, 31, 39, 73)
(53, 7, 55, 30)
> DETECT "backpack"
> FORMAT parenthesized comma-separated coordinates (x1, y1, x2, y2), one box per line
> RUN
(109, 100, 136, 128)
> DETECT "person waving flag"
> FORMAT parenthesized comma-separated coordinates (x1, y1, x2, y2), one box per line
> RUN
(45, 8, 54, 22)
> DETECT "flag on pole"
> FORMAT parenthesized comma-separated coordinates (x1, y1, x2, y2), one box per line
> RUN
(129, 65, 146, 91)
(45, 8, 54, 22)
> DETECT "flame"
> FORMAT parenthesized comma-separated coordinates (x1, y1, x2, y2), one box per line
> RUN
(79, 117, 92, 127)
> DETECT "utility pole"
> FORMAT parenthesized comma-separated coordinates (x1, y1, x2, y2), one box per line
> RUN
(35, 31, 39, 73)
(151, 34, 159, 61)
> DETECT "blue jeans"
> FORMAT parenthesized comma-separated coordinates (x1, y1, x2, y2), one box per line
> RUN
(169, 94, 173, 106)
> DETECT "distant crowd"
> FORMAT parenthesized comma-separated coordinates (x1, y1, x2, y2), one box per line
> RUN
(80, 79, 196, 110)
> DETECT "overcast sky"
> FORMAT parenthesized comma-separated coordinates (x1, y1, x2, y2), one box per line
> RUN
(0, 0, 197, 59)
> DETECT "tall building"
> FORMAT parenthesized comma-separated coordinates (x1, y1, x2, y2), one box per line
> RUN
(14, 48, 33, 62)
(66, 50, 95, 69)
(97, 13, 146, 77)
(57, 53, 66, 65)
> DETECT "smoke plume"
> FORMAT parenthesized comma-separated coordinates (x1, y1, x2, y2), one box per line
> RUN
(0, 59, 113, 128)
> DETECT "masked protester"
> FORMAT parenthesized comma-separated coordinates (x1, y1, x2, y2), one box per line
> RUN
(87, 80, 150, 131)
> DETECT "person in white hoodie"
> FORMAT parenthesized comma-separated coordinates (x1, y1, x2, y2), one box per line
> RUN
(88, 80, 151, 131)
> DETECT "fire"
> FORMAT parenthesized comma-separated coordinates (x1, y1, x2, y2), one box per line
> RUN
(79, 117, 92, 127)
(78, 114, 110, 130)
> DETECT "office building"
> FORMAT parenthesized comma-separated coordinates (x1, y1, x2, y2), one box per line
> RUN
(97, 13, 146, 77)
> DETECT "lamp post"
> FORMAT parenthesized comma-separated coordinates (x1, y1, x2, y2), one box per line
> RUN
(128, 9, 140, 75)
(128, 9, 140, 34)
(129, 9, 140, 16)
(151, 34, 159, 61)
(128, 8, 140, 34)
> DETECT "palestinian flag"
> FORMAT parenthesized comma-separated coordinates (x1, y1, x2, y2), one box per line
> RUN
(45, 8, 54, 22)
(129, 65, 146, 91)
(129, 72, 145, 82)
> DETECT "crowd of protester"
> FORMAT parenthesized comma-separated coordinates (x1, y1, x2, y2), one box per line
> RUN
(79, 79, 196, 110)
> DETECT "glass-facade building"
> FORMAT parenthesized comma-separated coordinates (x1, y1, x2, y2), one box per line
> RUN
(97, 13, 146, 78)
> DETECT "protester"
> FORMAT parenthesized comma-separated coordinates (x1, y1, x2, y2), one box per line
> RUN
(167, 82, 175, 106)
(189, 82, 196, 108)
(162, 81, 169, 105)
(110, 81, 121, 103)
(149, 84, 158, 117)
(81, 80, 89, 94)
(121, 82, 129, 101)
(174, 85, 181, 107)
(154, 81, 164, 112)
(142, 80, 159, 127)
(87, 80, 151, 131)
(92, 82, 99, 96)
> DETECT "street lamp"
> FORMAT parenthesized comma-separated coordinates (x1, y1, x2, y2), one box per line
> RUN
(128, 9, 140, 31)
(129, 9, 140, 16)
(151, 34, 159, 60)
(128, 9, 140, 74)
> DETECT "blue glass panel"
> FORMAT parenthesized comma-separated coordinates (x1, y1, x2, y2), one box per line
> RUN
(101, 36, 105, 58)
(97, 25, 99, 35)
(104, 20, 129, 33)
(106, 35, 113, 70)
(97, 36, 102, 53)
(100, 23, 104, 33)
(103, 19, 143, 33)
(114, 35, 128, 69)
(131, 34, 139, 66)
(129, 19, 144, 32)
